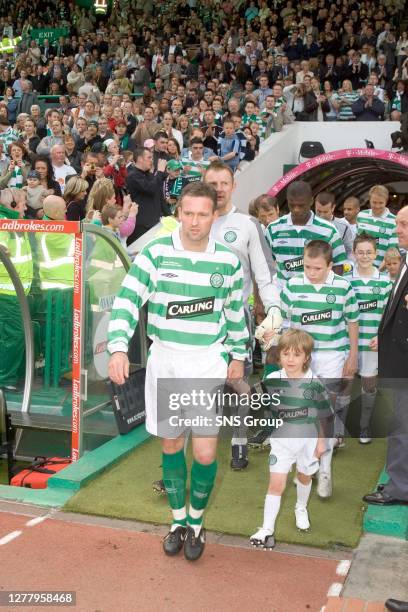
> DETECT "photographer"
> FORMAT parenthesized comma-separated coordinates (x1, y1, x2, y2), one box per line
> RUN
(103, 139, 128, 205)
(352, 83, 385, 121)
(0, 141, 31, 189)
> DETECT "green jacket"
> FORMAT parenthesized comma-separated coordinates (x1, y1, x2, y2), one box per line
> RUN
(0, 205, 33, 294)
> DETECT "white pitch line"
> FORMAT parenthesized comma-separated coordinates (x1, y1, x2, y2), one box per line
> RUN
(336, 560, 351, 576)
(25, 515, 50, 527)
(0, 530, 22, 545)
(327, 583, 343, 597)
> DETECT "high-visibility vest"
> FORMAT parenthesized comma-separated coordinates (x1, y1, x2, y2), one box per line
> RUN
(0, 36, 22, 54)
(36, 233, 75, 290)
(0, 231, 33, 295)
(94, 0, 108, 14)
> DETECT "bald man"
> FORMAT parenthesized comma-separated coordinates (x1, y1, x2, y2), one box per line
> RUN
(42, 195, 67, 221)
(50, 145, 76, 194)
(36, 195, 74, 289)
(364, 205, 408, 507)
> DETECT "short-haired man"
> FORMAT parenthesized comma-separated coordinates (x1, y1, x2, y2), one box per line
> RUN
(266, 181, 347, 289)
(108, 181, 248, 561)
(181, 137, 213, 176)
(356, 185, 398, 269)
(205, 161, 281, 469)
(152, 130, 170, 172)
(342, 196, 360, 241)
(50, 144, 76, 194)
(125, 147, 168, 242)
(314, 192, 354, 260)
(351, 84, 385, 121)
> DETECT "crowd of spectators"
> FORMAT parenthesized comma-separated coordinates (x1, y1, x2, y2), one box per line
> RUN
(0, 0, 407, 240)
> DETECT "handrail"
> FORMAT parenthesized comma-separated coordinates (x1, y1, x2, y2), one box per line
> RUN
(0, 245, 34, 415)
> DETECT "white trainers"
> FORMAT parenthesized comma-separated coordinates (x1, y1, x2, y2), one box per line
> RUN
(317, 471, 332, 498)
(359, 430, 372, 444)
(250, 527, 275, 549)
(295, 505, 310, 531)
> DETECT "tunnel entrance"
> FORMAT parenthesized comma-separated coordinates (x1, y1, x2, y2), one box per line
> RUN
(268, 149, 408, 213)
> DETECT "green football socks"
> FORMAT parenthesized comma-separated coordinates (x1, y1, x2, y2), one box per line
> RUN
(162, 450, 187, 527)
(188, 459, 218, 535)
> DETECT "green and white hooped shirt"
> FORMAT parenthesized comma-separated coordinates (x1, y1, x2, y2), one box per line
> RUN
(356, 208, 398, 268)
(107, 229, 249, 361)
(265, 212, 347, 287)
(344, 267, 392, 351)
(264, 368, 332, 432)
(281, 271, 359, 351)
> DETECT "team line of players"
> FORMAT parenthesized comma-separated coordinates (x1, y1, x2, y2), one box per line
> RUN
(107, 161, 403, 557)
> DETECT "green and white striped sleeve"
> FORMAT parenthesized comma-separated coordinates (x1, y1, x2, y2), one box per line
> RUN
(280, 281, 292, 324)
(344, 282, 359, 322)
(223, 260, 249, 361)
(315, 382, 332, 418)
(330, 227, 347, 267)
(107, 247, 157, 354)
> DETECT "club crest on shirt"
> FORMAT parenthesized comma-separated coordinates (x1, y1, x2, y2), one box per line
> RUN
(224, 230, 237, 243)
(371, 286, 381, 295)
(210, 272, 224, 288)
(303, 387, 315, 400)
(326, 294, 336, 304)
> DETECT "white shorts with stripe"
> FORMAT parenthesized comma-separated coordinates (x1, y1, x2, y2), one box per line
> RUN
(269, 436, 320, 476)
(145, 341, 228, 438)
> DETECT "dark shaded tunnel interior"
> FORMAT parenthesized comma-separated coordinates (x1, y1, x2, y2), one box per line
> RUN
(273, 155, 408, 214)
